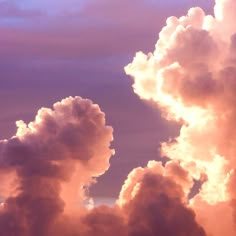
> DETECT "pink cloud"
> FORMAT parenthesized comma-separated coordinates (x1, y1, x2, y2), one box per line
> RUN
(125, 0, 236, 235)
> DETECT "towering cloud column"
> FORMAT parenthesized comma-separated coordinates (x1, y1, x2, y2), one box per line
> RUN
(125, 0, 236, 235)
(0, 96, 114, 236)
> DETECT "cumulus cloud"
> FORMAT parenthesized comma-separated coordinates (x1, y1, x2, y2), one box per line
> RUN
(0, 95, 205, 236)
(79, 161, 205, 236)
(125, 0, 236, 235)
(0, 96, 114, 235)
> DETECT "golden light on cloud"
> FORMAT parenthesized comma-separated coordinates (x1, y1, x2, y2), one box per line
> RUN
(125, 0, 236, 235)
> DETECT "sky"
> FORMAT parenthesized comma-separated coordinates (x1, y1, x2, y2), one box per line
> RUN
(3, 0, 236, 236)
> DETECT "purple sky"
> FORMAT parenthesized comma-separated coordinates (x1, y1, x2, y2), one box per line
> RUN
(0, 0, 213, 200)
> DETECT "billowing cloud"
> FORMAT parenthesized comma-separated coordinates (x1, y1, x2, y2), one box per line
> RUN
(55, 161, 205, 236)
(0, 95, 205, 235)
(0, 96, 114, 235)
(121, 164, 205, 236)
(125, 0, 236, 235)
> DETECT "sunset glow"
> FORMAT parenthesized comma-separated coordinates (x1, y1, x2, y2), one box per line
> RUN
(0, 0, 236, 235)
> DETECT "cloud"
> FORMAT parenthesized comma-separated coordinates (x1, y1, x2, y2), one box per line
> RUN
(122, 165, 205, 236)
(125, 0, 236, 235)
(0, 95, 205, 236)
(0, 96, 114, 235)
(52, 161, 205, 236)
(81, 161, 205, 236)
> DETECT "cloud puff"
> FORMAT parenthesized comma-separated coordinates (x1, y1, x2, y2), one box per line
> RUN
(77, 161, 205, 236)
